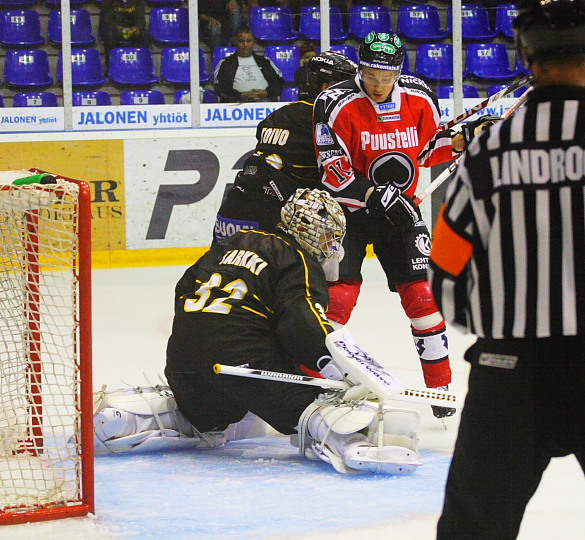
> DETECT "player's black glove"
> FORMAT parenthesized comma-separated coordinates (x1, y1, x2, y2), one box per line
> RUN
(366, 184, 422, 231)
(460, 114, 501, 146)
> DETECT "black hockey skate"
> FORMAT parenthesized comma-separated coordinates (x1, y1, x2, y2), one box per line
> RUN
(430, 385, 456, 419)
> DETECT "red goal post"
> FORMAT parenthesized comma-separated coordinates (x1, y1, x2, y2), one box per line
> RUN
(0, 169, 94, 524)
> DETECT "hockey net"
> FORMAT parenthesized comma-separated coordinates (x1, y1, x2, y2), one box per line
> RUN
(0, 170, 94, 524)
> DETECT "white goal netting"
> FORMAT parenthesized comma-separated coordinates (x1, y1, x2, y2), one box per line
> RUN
(0, 171, 91, 519)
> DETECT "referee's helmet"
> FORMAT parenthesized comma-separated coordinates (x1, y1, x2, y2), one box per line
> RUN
(514, 0, 585, 64)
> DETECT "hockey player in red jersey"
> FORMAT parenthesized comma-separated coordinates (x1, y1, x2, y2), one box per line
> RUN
(313, 31, 491, 418)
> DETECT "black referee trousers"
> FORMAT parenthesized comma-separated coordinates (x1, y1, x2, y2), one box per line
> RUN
(437, 335, 585, 540)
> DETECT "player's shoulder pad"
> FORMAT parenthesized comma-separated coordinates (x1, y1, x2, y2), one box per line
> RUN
(314, 79, 358, 110)
(398, 75, 440, 109)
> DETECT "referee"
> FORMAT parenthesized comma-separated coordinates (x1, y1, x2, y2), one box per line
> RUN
(429, 1, 585, 538)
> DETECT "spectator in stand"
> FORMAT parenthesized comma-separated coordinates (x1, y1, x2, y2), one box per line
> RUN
(213, 27, 284, 103)
(199, 0, 245, 53)
(294, 42, 318, 89)
(100, 0, 150, 75)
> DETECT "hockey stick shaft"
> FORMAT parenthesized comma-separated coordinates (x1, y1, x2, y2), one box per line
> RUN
(413, 87, 533, 206)
(213, 364, 462, 408)
(441, 74, 533, 131)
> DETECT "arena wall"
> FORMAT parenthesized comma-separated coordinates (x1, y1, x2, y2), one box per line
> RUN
(0, 98, 516, 268)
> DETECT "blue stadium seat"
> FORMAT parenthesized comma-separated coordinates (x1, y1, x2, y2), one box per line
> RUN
(397, 4, 449, 42)
(108, 47, 158, 85)
(57, 48, 107, 87)
(120, 89, 165, 105)
(349, 5, 392, 39)
(0, 10, 44, 47)
(487, 84, 528, 98)
(449, 5, 497, 41)
(465, 42, 517, 80)
(4, 49, 53, 87)
(496, 4, 518, 39)
(436, 84, 480, 98)
(329, 44, 359, 64)
(212, 46, 235, 73)
(174, 88, 189, 103)
(249, 6, 298, 42)
(0, 96, 4, 107)
(173, 88, 218, 104)
(414, 43, 454, 82)
(203, 88, 218, 103)
(281, 86, 299, 102)
(48, 9, 96, 46)
(402, 45, 412, 76)
(13, 91, 58, 107)
(73, 90, 112, 106)
(149, 7, 189, 45)
(264, 45, 300, 84)
(299, 5, 349, 42)
(160, 47, 210, 85)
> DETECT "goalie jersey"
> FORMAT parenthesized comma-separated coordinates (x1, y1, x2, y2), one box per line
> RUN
(166, 229, 333, 374)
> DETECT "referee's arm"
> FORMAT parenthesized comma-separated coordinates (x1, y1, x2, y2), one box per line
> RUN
(429, 179, 475, 332)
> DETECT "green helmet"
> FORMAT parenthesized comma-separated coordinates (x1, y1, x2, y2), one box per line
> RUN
(358, 31, 405, 72)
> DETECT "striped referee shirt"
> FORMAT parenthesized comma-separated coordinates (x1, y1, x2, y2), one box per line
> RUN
(429, 85, 585, 339)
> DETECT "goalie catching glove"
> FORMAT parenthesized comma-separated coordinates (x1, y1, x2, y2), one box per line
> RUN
(365, 184, 422, 231)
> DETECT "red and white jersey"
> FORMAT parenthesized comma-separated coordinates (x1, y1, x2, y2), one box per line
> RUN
(313, 74, 457, 210)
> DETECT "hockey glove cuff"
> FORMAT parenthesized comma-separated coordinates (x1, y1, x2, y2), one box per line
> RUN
(460, 114, 501, 147)
(366, 184, 422, 231)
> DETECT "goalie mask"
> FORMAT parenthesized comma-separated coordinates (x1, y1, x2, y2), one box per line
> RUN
(280, 188, 346, 260)
(514, 0, 585, 65)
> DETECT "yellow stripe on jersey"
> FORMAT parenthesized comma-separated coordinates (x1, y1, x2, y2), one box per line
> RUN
(431, 205, 474, 277)
(242, 306, 269, 319)
(296, 248, 333, 336)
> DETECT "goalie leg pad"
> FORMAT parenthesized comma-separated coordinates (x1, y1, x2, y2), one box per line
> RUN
(297, 395, 422, 475)
(93, 385, 225, 454)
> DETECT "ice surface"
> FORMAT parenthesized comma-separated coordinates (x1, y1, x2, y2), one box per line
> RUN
(1, 259, 583, 540)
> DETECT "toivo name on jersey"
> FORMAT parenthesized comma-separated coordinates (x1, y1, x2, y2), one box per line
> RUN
(361, 127, 419, 151)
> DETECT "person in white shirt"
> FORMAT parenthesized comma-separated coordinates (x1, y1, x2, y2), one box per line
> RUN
(213, 27, 284, 103)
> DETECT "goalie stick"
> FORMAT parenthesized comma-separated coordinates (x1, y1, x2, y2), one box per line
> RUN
(213, 364, 462, 409)
(413, 86, 533, 206)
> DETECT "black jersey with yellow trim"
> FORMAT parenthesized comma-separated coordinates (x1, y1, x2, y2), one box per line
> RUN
(166, 229, 333, 372)
(253, 100, 320, 185)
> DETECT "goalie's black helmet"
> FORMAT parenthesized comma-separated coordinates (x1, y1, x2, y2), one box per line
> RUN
(301, 51, 357, 100)
(514, 0, 585, 63)
(358, 31, 405, 72)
